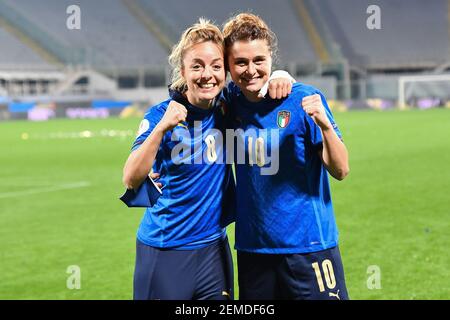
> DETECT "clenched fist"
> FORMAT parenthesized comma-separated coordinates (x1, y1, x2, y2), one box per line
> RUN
(158, 100, 188, 132)
(301, 94, 332, 130)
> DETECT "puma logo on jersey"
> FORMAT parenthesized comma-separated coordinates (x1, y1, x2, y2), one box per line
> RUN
(329, 289, 340, 300)
(176, 122, 188, 129)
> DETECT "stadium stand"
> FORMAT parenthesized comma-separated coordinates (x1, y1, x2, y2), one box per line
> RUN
(138, 0, 318, 65)
(0, 28, 51, 68)
(2, 0, 448, 71)
(3, 0, 169, 69)
(0, 0, 449, 111)
(311, 0, 450, 69)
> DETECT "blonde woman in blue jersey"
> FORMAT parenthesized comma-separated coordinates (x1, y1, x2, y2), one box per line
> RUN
(122, 19, 236, 300)
(222, 13, 350, 300)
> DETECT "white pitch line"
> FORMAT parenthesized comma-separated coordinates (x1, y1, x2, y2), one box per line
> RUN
(0, 182, 54, 187)
(0, 182, 91, 199)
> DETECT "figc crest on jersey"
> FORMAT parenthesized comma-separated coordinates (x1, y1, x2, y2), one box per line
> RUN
(277, 111, 291, 128)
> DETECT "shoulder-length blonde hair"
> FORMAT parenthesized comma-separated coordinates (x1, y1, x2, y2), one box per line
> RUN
(169, 18, 224, 92)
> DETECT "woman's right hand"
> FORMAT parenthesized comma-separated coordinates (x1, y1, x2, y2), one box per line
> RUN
(158, 101, 188, 132)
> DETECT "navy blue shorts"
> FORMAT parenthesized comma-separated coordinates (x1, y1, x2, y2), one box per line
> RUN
(133, 236, 234, 300)
(238, 246, 349, 300)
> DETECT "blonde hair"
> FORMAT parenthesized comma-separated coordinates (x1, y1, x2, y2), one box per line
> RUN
(168, 18, 224, 92)
(222, 13, 277, 58)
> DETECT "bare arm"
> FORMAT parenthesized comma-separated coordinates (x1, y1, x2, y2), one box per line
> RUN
(319, 127, 349, 180)
(302, 94, 349, 181)
(122, 101, 187, 189)
(122, 125, 166, 189)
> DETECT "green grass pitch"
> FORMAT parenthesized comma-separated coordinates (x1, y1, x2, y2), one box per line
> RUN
(0, 109, 449, 299)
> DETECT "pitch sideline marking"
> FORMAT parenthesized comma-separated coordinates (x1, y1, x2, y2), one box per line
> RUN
(0, 181, 91, 199)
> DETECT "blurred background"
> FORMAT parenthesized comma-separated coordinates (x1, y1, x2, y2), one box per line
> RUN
(1, 0, 450, 116)
(0, 0, 449, 299)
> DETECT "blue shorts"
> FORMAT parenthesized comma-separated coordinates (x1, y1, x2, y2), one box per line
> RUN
(133, 236, 234, 300)
(238, 246, 349, 300)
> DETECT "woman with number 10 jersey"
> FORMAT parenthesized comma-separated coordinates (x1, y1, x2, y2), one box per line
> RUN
(223, 13, 351, 300)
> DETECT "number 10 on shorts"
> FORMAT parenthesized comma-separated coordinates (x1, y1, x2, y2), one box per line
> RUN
(312, 259, 336, 292)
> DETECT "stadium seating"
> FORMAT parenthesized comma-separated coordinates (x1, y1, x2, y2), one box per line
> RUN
(0, 0, 449, 102)
(0, 28, 51, 67)
(312, 0, 450, 68)
(2, 0, 168, 68)
(1, 0, 448, 70)
(138, 0, 318, 65)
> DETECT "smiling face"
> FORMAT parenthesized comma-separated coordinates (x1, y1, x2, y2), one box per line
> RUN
(181, 41, 225, 109)
(227, 39, 272, 102)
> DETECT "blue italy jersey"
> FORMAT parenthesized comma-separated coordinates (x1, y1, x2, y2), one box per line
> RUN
(131, 91, 234, 250)
(228, 82, 342, 254)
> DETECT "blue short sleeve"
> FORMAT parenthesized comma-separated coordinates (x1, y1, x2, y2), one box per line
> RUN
(131, 105, 166, 152)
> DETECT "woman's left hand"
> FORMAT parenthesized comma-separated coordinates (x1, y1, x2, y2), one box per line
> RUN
(260, 78, 293, 99)
(301, 94, 332, 130)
